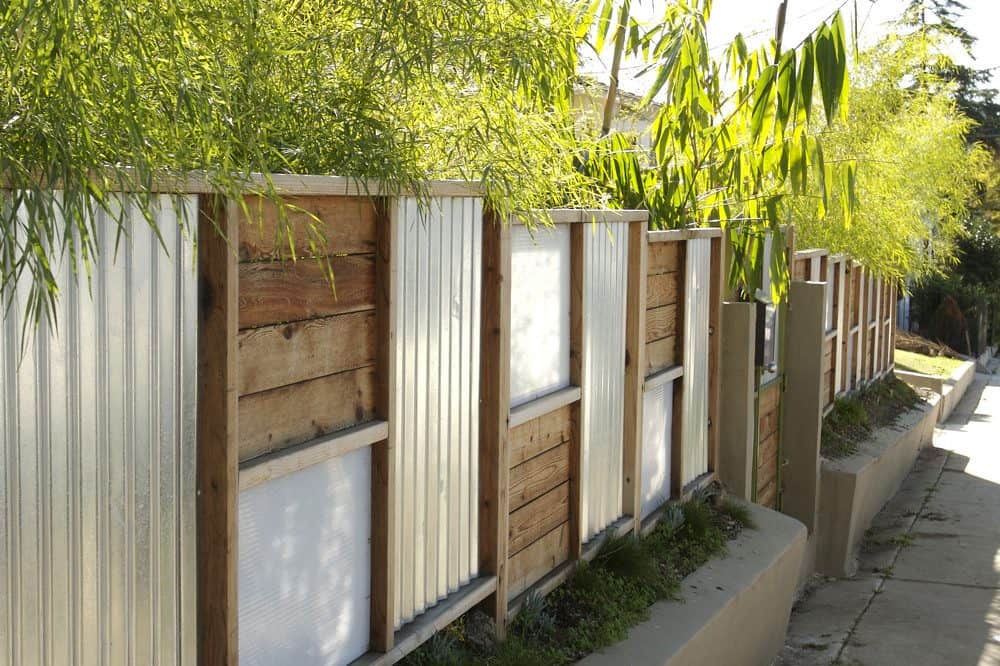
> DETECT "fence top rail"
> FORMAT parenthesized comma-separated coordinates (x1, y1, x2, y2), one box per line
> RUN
(2, 170, 483, 198)
(794, 248, 829, 260)
(829, 253, 848, 264)
(647, 227, 722, 243)
(512, 208, 649, 226)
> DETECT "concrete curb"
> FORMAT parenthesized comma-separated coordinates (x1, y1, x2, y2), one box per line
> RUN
(578, 503, 806, 666)
(896, 360, 975, 423)
(815, 393, 941, 578)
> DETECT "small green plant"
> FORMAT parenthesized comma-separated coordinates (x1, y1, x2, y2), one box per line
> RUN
(404, 496, 743, 665)
(885, 533, 915, 548)
(821, 375, 924, 458)
(715, 498, 756, 530)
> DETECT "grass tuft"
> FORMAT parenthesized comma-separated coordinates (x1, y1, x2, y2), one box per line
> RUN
(715, 498, 757, 530)
(821, 375, 923, 458)
(402, 494, 744, 665)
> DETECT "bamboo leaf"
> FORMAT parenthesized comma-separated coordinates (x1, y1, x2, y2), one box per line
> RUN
(751, 64, 777, 141)
(798, 35, 814, 119)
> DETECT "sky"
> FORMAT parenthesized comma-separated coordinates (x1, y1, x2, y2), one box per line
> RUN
(585, 0, 1000, 96)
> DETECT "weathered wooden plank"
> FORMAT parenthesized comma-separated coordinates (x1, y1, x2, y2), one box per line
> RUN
(509, 443, 570, 512)
(197, 195, 239, 666)
(646, 272, 680, 309)
(670, 241, 687, 497)
(238, 254, 375, 329)
(371, 199, 396, 651)
(646, 336, 677, 375)
(646, 304, 679, 344)
(508, 482, 571, 555)
(757, 479, 777, 508)
(759, 382, 780, 414)
(237, 310, 376, 396)
(479, 214, 511, 636)
(506, 522, 571, 601)
(237, 194, 377, 261)
(758, 433, 778, 467)
(238, 365, 377, 462)
(509, 405, 573, 469)
(568, 224, 585, 560)
(758, 409, 779, 440)
(646, 241, 680, 275)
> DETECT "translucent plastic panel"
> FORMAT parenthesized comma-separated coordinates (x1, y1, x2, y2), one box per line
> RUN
(641, 382, 674, 520)
(239, 447, 372, 666)
(510, 225, 571, 406)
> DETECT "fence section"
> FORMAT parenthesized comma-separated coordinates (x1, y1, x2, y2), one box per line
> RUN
(1, 195, 198, 666)
(791, 250, 897, 415)
(1, 181, 729, 666)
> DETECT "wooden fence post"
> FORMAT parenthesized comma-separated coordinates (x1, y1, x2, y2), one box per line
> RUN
(569, 224, 585, 558)
(197, 195, 239, 666)
(707, 235, 724, 475)
(371, 199, 397, 652)
(670, 241, 686, 498)
(622, 221, 647, 535)
(479, 211, 511, 637)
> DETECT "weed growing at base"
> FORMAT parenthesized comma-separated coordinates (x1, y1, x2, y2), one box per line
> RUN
(402, 495, 753, 665)
(821, 374, 922, 458)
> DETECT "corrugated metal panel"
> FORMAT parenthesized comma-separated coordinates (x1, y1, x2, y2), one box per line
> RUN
(824, 261, 835, 331)
(834, 262, 845, 393)
(640, 382, 673, 520)
(238, 446, 371, 666)
(681, 238, 711, 486)
(393, 196, 481, 628)
(1, 193, 197, 666)
(580, 222, 628, 542)
(510, 225, 571, 406)
(809, 257, 822, 282)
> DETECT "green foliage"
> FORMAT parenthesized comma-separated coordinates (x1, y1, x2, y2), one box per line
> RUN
(578, 0, 854, 301)
(821, 376, 922, 458)
(715, 498, 756, 530)
(402, 496, 742, 665)
(894, 349, 965, 378)
(1, 0, 590, 323)
(789, 30, 990, 281)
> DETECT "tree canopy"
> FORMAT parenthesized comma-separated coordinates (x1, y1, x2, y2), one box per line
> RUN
(790, 30, 990, 282)
(1, 0, 590, 322)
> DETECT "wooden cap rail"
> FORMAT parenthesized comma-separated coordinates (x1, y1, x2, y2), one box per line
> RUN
(512, 208, 649, 225)
(648, 227, 723, 243)
(4, 169, 483, 197)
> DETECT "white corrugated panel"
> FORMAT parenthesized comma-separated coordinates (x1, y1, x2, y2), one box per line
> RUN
(834, 263, 846, 392)
(393, 196, 481, 628)
(809, 257, 822, 282)
(580, 222, 628, 542)
(681, 238, 711, 486)
(824, 261, 835, 331)
(510, 225, 571, 406)
(1, 194, 197, 666)
(239, 447, 372, 666)
(641, 382, 674, 520)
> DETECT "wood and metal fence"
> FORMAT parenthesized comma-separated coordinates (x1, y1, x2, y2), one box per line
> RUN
(791, 249, 897, 413)
(0, 177, 727, 666)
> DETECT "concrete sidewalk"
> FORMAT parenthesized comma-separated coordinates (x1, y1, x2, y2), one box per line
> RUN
(778, 364, 1000, 666)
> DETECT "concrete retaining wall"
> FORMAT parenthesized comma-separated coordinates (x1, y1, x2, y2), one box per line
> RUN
(816, 394, 941, 577)
(579, 504, 806, 666)
(897, 360, 975, 423)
